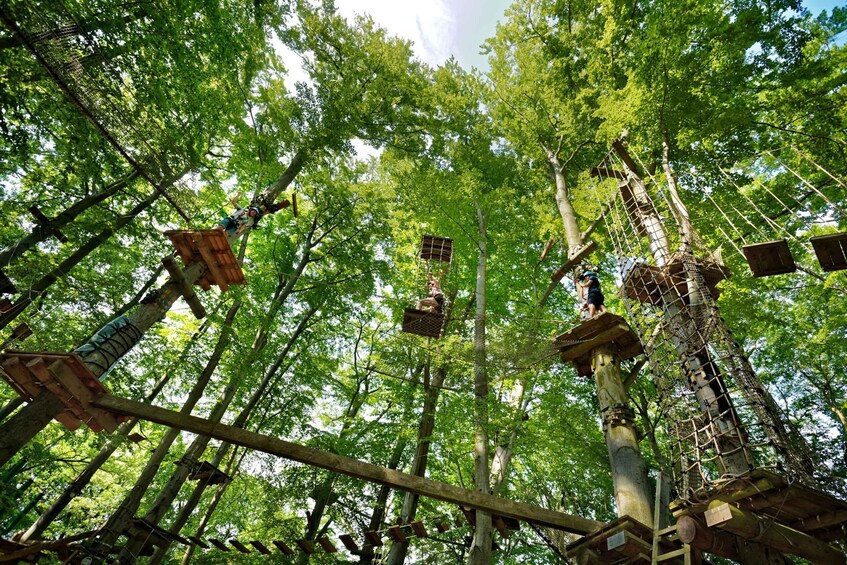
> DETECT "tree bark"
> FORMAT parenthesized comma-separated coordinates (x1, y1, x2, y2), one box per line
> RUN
(467, 205, 493, 565)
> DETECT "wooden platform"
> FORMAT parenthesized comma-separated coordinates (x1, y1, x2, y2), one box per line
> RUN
(164, 229, 245, 292)
(670, 468, 847, 563)
(0, 351, 122, 432)
(128, 517, 190, 553)
(188, 460, 232, 485)
(420, 234, 453, 263)
(0, 269, 17, 295)
(742, 239, 796, 277)
(552, 313, 642, 377)
(621, 254, 730, 305)
(811, 232, 847, 272)
(402, 308, 445, 338)
(566, 516, 684, 564)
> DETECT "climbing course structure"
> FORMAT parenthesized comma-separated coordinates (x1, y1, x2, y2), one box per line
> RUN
(402, 234, 453, 338)
(585, 140, 847, 564)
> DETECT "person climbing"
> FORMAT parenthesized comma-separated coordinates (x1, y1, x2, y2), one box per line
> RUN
(578, 269, 606, 318)
(417, 270, 445, 313)
(215, 193, 291, 236)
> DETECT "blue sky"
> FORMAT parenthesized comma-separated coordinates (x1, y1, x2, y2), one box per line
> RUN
(336, 0, 845, 72)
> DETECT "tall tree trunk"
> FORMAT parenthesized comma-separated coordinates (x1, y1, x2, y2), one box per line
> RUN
(0, 152, 304, 469)
(146, 306, 318, 563)
(83, 300, 242, 558)
(0, 169, 140, 267)
(467, 205, 493, 565)
(359, 434, 408, 564)
(0, 191, 160, 332)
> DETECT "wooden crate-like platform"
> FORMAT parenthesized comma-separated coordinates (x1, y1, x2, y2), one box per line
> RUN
(566, 515, 683, 564)
(420, 235, 453, 263)
(811, 232, 847, 272)
(188, 460, 232, 485)
(671, 468, 847, 543)
(0, 351, 121, 432)
(552, 313, 642, 377)
(742, 239, 796, 277)
(164, 229, 245, 292)
(622, 255, 730, 305)
(402, 308, 445, 338)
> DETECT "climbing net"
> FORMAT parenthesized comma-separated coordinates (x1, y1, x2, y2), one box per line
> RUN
(593, 147, 819, 500)
(1, 1, 201, 222)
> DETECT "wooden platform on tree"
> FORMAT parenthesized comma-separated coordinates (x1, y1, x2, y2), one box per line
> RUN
(402, 308, 445, 338)
(187, 460, 232, 485)
(552, 313, 642, 377)
(811, 232, 847, 272)
(127, 517, 189, 552)
(164, 229, 245, 292)
(0, 351, 122, 432)
(621, 255, 730, 305)
(742, 239, 796, 277)
(0, 269, 17, 295)
(670, 468, 847, 543)
(566, 515, 684, 564)
(419, 234, 453, 263)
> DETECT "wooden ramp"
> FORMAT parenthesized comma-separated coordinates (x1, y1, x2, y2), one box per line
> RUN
(742, 239, 796, 277)
(165, 229, 245, 292)
(811, 232, 847, 272)
(420, 235, 453, 263)
(0, 351, 122, 432)
(671, 468, 847, 564)
(566, 516, 685, 564)
(552, 313, 642, 377)
(402, 308, 445, 338)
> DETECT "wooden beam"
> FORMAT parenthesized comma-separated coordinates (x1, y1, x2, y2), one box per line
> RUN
(559, 324, 631, 362)
(705, 501, 845, 564)
(93, 394, 602, 534)
(162, 256, 206, 319)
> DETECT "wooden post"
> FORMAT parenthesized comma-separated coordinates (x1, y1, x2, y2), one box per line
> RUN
(161, 256, 206, 319)
(94, 393, 603, 534)
(592, 344, 653, 527)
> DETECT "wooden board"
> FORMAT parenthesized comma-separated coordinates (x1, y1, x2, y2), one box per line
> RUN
(811, 232, 847, 272)
(0, 268, 17, 295)
(387, 525, 406, 542)
(295, 539, 315, 554)
(249, 541, 271, 555)
(339, 534, 359, 551)
(188, 460, 232, 485)
(208, 539, 229, 552)
(402, 308, 445, 338)
(420, 235, 453, 263)
(552, 313, 642, 376)
(317, 537, 337, 553)
(164, 230, 245, 290)
(229, 539, 251, 553)
(742, 240, 796, 277)
(671, 468, 847, 543)
(187, 536, 209, 549)
(550, 241, 598, 283)
(364, 531, 383, 546)
(273, 540, 295, 555)
(410, 520, 428, 538)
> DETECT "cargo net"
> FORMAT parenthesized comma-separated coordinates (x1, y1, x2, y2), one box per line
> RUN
(0, 1, 198, 222)
(593, 149, 819, 500)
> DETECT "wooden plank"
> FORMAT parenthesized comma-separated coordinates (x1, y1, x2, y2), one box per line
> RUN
(742, 240, 796, 277)
(387, 525, 406, 543)
(193, 233, 229, 292)
(2, 356, 42, 400)
(229, 539, 250, 553)
(187, 536, 209, 549)
(339, 534, 359, 552)
(410, 520, 428, 538)
(207, 539, 229, 552)
(49, 360, 118, 432)
(364, 531, 383, 546)
(811, 232, 847, 272)
(317, 537, 336, 553)
(272, 540, 294, 555)
(559, 324, 632, 362)
(54, 409, 82, 431)
(26, 358, 91, 425)
(95, 394, 603, 534)
(295, 539, 315, 554)
(249, 540, 271, 555)
(550, 241, 598, 282)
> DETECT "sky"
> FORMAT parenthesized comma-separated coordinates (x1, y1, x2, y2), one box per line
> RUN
(334, 0, 844, 72)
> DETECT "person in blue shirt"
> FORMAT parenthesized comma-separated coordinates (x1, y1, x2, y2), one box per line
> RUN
(578, 270, 607, 318)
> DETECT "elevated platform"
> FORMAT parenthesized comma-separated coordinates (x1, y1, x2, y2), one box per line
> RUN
(0, 351, 122, 432)
(811, 232, 847, 272)
(188, 460, 232, 485)
(552, 313, 642, 377)
(128, 517, 189, 556)
(402, 308, 445, 338)
(742, 239, 796, 277)
(165, 229, 245, 292)
(671, 468, 847, 563)
(621, 254, 730, 305)
(420, 235, 453, 263)
(566, 515, 685, 564)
